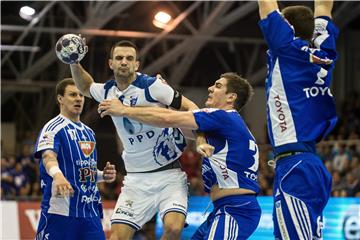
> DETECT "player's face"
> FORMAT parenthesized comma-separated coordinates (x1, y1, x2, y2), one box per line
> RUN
(58, 85, 84, 119)
(205, 77, 230, 108)
(109, 46, 139, 80)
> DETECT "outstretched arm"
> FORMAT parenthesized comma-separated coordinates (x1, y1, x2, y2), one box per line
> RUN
(314, 0, 333, 18)
(42, 150, 74, 198)
(98, 99, 199, 130)
(258, 0, 279, 19)
(70, 63, 94, 98)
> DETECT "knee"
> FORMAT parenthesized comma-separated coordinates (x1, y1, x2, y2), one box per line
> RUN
(110, 227, 133, 240)
(163, 224, 183, 239)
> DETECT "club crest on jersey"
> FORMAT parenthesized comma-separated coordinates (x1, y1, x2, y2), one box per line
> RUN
(129, 96, 138, 106)
(78, 141, 95, 157)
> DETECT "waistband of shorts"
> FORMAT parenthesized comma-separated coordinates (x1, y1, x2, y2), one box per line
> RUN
(127, 159, 181, 173)
(274, 151, 306, 162)
(212, 194, 257, 208)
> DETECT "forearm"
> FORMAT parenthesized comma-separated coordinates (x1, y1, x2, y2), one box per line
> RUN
(42, 150, 62, 177)
(258, 0, 279, 19)
(122, 106, 198, 129)
(70, 63, 94, 97)
(314, 0, 333, 18)
(180, 96, 199, 111)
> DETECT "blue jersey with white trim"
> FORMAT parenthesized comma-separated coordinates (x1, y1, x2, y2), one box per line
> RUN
(34, 114, 102, 218)
(259, 10, 339, 155)
(193, 109, 260, 194)
(90, 72, 186, 172)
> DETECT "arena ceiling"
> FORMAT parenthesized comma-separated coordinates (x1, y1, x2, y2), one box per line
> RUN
(1, 1, 360, 137)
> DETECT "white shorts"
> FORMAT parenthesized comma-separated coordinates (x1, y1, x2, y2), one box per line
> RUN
(110, 169, 188, 230)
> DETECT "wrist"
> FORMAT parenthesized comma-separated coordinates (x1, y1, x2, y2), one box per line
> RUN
(48, 166, 62, 178)
(97, 170, 104, 182)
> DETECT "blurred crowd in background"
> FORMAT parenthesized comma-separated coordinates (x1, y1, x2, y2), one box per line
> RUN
(2, 92, 360, 200)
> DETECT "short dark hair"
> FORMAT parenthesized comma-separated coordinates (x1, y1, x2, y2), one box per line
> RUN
(282, 6, 314, 41)
(55, 78, 75, 105)
(221, 72, 254, 112)
(109, 40, 138, 59)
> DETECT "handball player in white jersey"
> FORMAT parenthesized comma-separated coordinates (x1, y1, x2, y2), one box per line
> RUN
(70, 40, 205, 239)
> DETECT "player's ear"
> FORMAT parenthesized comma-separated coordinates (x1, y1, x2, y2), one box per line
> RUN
(108, 59, 113, 70)
(227, 93, 237, 103)
(57, 95, 63, 105)
(135, 60, 140, 71)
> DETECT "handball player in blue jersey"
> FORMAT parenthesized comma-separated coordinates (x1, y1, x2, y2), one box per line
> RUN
(258, 0, 339, 239)
(98, 72, 262, 239)
(34, 78, 116, 240)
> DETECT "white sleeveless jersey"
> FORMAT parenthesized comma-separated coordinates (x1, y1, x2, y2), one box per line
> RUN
(90, 73, 186, 172)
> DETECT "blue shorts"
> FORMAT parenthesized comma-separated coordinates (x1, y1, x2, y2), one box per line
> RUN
(191, 195, 261, 240)
(273, 153, 332, 240)
(35, 212, 105, 240)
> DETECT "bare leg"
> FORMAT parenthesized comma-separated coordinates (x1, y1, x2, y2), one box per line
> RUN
(110, 223, 136, 240)
(161, 212, 186, 240)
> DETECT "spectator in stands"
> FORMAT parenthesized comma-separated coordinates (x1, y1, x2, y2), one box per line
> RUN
(10, 162, 30, 197)
(16, 144, 38, 195)
(332, 144, 350, 175)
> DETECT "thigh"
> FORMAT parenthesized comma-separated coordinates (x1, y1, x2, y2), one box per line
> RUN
(273, 156, 331, 240)
(111, 177, 157, 231)
(36, 213, 70, 240)
(76, 217, 105, 240)
(158, 170, 188, 220)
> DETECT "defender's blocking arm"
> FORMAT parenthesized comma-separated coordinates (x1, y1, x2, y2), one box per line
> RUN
(98, 99, 198, 130)
(258, 0, 279, 19)
(70, 63, 94, 98)
(314, 0, 333, 18)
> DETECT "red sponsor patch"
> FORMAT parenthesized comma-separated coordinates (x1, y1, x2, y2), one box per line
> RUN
(78, 141, 96, 157)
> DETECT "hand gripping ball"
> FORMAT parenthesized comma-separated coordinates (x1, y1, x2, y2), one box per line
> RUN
(55, 34, 87, 64)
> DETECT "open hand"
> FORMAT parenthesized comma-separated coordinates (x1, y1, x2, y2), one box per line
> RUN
(53, 173, 74, 198)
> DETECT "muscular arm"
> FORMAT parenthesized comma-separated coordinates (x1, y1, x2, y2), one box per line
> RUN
(314, 0, 333, 18)
(42, 150, 74, 197)
(69, 63, 94, 98)
(180, 96, 199, 111)
(258, 0, 279, 19)
(42, 150, 61, 174)
(98, 99, 198, 129)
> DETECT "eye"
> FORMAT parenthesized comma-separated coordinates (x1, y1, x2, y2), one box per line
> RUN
(126, 56, 134, 61)
(115, 56, 123, 60)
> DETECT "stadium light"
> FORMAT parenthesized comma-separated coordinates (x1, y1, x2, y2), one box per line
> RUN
(19, 6, 36, 21)
(152, 11, 172, 29)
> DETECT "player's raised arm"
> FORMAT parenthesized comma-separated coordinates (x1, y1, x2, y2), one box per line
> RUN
(42, 150, 74, 198)
(314, 0, 333, 18)
(70, 63, 94, 98)
(258, 0, 279, 19)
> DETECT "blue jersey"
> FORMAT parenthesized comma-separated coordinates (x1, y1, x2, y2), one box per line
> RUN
(193, 109, 260, 194)
(259, 11, 339, 155)
(34, 114, 102, 218)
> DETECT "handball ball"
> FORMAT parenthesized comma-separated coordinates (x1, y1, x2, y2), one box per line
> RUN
(55, 34, 87, 64)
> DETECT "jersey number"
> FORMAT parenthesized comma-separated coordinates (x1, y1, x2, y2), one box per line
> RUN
(248, 140, 259, 172)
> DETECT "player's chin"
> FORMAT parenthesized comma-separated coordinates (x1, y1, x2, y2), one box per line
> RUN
(205, 99, 212, 108)
(72, 107, 83, 114)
